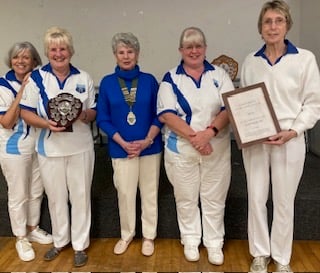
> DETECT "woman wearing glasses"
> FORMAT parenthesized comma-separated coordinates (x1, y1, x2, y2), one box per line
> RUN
(157, 26, 234, 265)
(241, 1, 320, 272)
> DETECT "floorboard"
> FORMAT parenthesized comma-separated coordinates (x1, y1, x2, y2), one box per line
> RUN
(0, 237, 319, 272)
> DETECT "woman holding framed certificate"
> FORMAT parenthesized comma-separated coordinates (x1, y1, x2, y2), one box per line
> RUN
(240, 1, 320, 272)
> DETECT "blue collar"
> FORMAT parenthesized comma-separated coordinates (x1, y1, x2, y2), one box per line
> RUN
(5, 70, 21, 84)
(254, 39, 298, 65)
(176, 59, 215, 75)
(41, 63, 80, 76)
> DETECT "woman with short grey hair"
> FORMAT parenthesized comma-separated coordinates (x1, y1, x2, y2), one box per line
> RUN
(97, 32, 162, 257)
(111, 32, 140, 54)
(0, 41, 52, 262)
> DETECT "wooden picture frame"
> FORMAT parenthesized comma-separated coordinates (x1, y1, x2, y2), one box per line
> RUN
(222, 82, 281, 149)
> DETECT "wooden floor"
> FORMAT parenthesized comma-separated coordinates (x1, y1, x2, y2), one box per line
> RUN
(0, 237, 320, 272)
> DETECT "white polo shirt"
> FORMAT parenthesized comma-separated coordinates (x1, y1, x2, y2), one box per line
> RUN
(0, 73, 36, 155)
(157, 61, 234, 155)
(20, 64, 96, 157)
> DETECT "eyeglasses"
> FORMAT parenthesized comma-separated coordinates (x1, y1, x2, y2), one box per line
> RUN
(262, 17, 286, 26)
(181, 44, 205, 51)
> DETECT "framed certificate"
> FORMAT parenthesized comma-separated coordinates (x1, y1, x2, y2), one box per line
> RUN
(222, 82, 281, 149)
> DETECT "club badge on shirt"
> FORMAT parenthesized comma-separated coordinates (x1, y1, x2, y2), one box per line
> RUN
(76, 84, 86, 93)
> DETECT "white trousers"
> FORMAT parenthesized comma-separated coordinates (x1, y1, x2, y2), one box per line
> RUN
(164, 139, 231, 248)
(0, 152, 43, 237)
(38, 149, 94, 251)
(112, 153, 161, 241)
(242, 134, 305, 265)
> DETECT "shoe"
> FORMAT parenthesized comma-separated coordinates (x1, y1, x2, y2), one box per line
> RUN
(207, 247, 224, 265)
(27, 226, 53, 244)
(250, 256, 271, 272)
(274, 261, 292, 272)
(74, 250, 88, 267)
(113, 238, 132, 255)
(141, 238, 154, 256)
(44, 246, 62, 261)
(183, 244, 199, 262)
(15, 237, 35, 262)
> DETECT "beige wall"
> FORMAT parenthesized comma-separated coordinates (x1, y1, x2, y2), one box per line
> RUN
(0, 0, 309, 84)
(300, 0, 320, 64)
(301, 1, 320, 155)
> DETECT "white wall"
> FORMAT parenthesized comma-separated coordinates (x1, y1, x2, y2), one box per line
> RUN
(0, 0, 303, 85)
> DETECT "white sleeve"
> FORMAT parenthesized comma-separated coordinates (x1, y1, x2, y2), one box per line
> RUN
(157, 81, 177, 115)
(20, 79, 40, 110)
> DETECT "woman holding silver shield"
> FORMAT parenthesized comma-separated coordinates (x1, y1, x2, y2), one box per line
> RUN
(20, 26, 96, 267)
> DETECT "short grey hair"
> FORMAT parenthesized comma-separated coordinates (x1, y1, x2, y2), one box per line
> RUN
(5, 41, 42, 68)
(111, 32, 140, 54)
